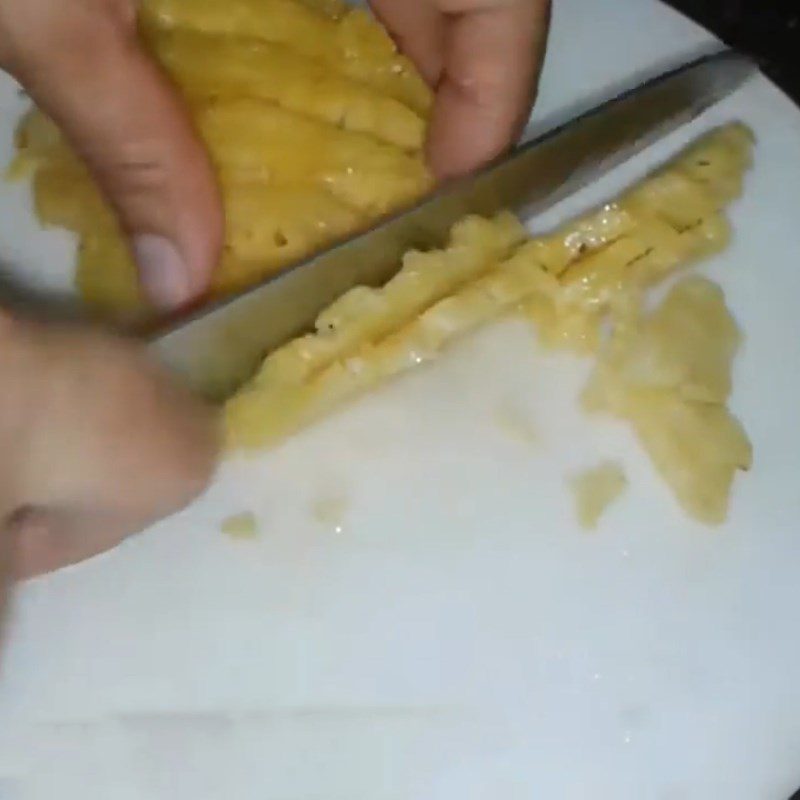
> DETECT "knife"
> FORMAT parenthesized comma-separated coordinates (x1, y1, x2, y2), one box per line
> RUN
(150, 49, 755, 400)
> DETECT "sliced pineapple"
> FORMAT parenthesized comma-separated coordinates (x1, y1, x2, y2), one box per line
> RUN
(226, 123, 754, 485)
(18, 96, 432, 317)
(523, 126, 749, 355)
(529, 124, 751, 280)
(198, 98, 432, 214)
(149, 30, 427, 150)
(226, 236, 557, 448)
(140, 0, 432, 113)
(255, 213, 527, 386)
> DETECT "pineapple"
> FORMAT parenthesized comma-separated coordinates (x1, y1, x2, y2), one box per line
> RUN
(225, 123, 755, 530)
(139, 0, 431, 112)
(9, 0, 434, 323)
(570, 462, 628, 530)
(149, 29, 427, 150)
(583, 277, 751, 525)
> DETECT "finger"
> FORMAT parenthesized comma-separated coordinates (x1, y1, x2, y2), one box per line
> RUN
(426, 0, 550, 179)
(4, 319, 219, 577)
(369, 0, 446, 86)
(19, 325, 219, 514)
(3, 0, 223, 310)
(11, 507, 165, 580)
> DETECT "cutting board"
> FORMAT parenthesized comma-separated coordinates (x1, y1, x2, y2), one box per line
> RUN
(2, 0, 800, 797)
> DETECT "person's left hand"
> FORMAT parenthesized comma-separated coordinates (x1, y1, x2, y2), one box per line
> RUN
(371, 0, 551, 179)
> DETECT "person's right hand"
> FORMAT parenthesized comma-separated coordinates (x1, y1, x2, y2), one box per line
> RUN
(0, 312, 218, 619)
(0, 0, 224, 311)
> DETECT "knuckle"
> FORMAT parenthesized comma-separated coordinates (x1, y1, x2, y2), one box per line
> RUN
(90, 142, 172, 200)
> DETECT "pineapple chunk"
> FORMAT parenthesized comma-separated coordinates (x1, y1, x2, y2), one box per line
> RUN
(570, 462, 628, 530)
(612, 278, 740, 404)
(221, 511, 260, 539)
(630, 393, 751, 526)
(525, 126, 746, 355)
(524, 292, 602, 354)
(583, 277, 750, 525)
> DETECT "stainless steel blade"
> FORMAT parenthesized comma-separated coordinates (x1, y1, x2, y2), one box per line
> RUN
(150, 49, 755, 399)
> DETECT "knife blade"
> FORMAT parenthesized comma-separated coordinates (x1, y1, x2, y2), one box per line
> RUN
(149, 49, 755, 400)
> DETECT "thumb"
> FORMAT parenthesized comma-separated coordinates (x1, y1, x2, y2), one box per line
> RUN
(2, 0, 223, 310)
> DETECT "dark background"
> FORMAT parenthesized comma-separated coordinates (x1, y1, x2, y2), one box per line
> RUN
(661, 3, 799, 798)
(665, 0, 799, 103)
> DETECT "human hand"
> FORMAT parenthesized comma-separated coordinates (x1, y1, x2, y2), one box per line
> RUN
(0, 0, 547, 612)
(0, 0, 550, 307)
(0, 0, 224, 311)
(0, 312, 218, 617)
(371, 0, 551, 179)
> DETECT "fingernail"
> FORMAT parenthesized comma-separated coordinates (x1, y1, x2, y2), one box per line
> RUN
(133, 234, 192, 310)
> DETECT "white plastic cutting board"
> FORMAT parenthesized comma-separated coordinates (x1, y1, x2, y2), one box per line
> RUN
(2, 1, 800, 797)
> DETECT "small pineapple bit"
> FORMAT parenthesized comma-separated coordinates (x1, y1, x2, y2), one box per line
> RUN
(9, 0, 434, 323)
(221, 511, 260, 539)
(570, 462, 628, 530)
(583, 277, 752, 525)
(226, 123, 754, 453)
